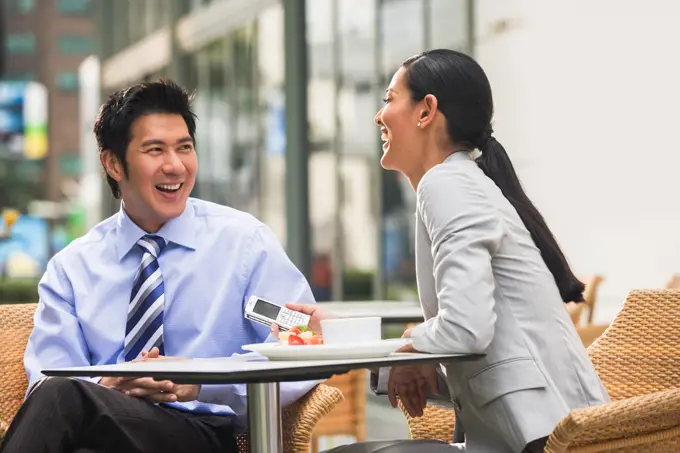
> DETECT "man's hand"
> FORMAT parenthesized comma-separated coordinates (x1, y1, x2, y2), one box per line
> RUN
(270, 303, 333, 338)
(136, 347, 186, 362)
(99, 347, 200, 403)
(387, 363, 439, 418)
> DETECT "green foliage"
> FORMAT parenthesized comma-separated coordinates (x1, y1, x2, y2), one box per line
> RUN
(0, 278, 39, 304)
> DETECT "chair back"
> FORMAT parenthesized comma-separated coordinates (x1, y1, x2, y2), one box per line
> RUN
(0, 303, 36, 425)
(587, 289, 680, 401)
(566, 275, 604, 326)
(582, 275, 604, 325)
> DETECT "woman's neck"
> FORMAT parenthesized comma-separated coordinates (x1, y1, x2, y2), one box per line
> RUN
(406, 148, 465, 192)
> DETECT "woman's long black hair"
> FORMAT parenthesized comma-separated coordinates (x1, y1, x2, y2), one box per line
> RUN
(402, 49, 584, 303)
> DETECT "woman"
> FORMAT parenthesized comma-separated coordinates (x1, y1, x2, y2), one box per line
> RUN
(279, 49, 609, 453)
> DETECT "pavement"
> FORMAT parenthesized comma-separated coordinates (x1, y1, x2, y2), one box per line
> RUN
(315, 385, 410, 451)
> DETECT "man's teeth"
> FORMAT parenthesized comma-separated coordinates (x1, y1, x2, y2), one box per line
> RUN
(157, 183, 181, 190)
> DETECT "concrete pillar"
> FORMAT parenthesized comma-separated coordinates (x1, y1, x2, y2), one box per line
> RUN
(283, 0, 311, 278)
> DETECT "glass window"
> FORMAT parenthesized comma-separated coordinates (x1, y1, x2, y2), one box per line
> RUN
(127, 0, 145, 42)
(6, 73, 34, 82)
(429, 0, 469, 50)
(306, 0, 383, 301)
(59, 155, 81, 176)
(143, 0, 167, 35)
(191, 24, 260, 215)
(257, 3, 286, 242)
(56, 72, 79, 91)
(57, 0, 91, 14)
(381, 0, 425, 74)
(57, 35, 94, 54)
(337, 0, 380, 292)
(7, 0, 35, 14)
(379, 0, 425, 299)
(307, 0, 335, 302)
(108, 1, 131, 54)
(193, 41, 230, 205)
(6, 34, 35, 54)
(190, 0, 212, 9)
(230, 26, 260, 214)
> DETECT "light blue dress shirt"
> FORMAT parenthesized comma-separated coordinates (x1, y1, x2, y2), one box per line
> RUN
(24, 197, 318, 427)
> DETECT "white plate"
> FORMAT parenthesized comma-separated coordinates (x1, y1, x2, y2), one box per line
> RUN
(242, 338, 412, 361)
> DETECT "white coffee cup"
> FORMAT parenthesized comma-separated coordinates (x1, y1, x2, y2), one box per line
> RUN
(320, 317, 382, 345)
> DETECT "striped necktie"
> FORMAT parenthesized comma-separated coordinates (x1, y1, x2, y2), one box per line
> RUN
(124, 234, 167, 362)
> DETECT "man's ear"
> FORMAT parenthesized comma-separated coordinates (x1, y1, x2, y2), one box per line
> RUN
(418, 94, 439, 128)
(100, 150, 124, 182)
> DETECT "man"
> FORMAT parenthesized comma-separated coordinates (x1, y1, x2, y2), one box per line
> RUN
(0, 79, 317, 453)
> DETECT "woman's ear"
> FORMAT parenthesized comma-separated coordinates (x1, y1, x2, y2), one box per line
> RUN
(418, 94, 439, 128)
(100, 150, 124, 182)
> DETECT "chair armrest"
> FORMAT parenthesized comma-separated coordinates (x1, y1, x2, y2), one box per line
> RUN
(236, 383, 344, 453)
(283, 383, 344, 452)
(546, 388, 680, 453)
(0, 418, 8, 443)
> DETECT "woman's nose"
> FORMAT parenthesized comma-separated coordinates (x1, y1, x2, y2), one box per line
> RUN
(374, 109, 383, 126)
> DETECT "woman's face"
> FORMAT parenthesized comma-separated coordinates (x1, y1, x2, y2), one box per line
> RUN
(375, 67, 424, 175)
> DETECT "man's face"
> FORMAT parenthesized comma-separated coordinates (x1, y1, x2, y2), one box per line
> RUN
(104, 113, 197, 232)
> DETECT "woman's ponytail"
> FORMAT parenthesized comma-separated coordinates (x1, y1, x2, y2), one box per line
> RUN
(475, 131, 585, 303)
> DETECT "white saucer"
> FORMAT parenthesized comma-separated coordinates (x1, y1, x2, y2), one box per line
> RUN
(242, 338, 411, 361)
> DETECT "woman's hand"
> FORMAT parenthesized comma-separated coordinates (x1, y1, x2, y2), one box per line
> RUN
(270, 303, 333, 338)
(396, 327, 419, 353)
(387, 363, 439, 417)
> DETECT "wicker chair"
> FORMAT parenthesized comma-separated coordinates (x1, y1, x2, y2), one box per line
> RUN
(400, 289, 680, 452)
(665, 274, 680, 289)
(0, 303, 344, 453)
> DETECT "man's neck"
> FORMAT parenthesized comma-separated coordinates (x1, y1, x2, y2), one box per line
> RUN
(122, 202, 164, 233)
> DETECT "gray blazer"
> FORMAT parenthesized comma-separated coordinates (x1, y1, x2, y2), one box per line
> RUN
(376, 152, 609, 453)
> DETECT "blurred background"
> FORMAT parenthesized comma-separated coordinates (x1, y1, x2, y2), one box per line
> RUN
(1, 0, 680, 446)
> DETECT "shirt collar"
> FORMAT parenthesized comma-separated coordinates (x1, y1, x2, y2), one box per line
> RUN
(444, 150, 474, 163)
(115, 201, 197, 261)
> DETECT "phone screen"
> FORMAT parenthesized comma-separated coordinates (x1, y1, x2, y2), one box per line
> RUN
(252, 299, 282, 320)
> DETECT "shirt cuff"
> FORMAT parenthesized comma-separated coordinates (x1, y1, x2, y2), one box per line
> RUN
(370, 367, 391, 395)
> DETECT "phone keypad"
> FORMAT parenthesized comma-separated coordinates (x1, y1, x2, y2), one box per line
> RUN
(277, 309, 309, 328)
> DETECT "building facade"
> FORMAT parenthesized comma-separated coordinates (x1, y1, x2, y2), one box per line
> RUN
(2, 0, 95, 205)
(97, 0, 472, 301)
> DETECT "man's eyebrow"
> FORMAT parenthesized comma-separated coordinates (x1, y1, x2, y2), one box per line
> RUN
(176, 136, 194, 144)
(140, 136, 194, 147)
(140, 139, 165, 147)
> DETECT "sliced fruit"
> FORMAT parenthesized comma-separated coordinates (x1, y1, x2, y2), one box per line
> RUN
(299, 331, 313, 340)
(288, 334, 304, 346)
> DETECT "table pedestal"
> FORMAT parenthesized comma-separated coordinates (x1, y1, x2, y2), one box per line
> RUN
(247, 382, 282, 453)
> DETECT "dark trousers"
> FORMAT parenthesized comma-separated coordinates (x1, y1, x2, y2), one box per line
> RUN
(321, 436, 548, 452)
(0, 377, 238, 453)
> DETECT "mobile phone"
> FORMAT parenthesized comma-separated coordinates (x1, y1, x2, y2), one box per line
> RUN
(244, 296, 310, 331)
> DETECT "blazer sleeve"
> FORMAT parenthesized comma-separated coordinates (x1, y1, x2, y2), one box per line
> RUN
(410, 165, 503, 354)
